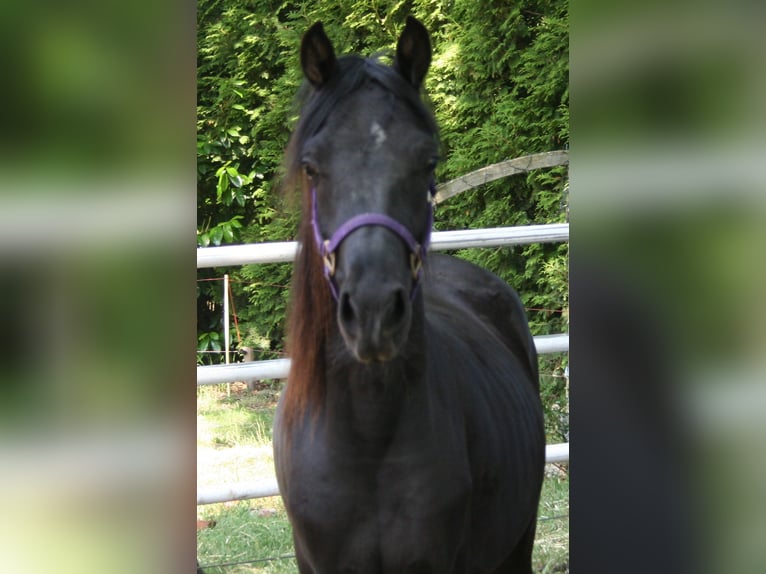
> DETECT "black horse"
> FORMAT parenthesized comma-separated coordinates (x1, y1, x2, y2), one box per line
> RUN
(274, 17, 544, 573)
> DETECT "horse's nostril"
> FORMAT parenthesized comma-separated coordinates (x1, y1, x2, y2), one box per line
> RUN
(389, 288, 407, 326)
(339, 292, 356, 326)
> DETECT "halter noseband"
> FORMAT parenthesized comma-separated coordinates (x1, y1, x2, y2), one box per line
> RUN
(310, 182, 436, 301)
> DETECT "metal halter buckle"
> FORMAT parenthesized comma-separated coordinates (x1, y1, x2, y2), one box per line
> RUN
(322, 240, 336, 277)
(409, 248, 423, 280)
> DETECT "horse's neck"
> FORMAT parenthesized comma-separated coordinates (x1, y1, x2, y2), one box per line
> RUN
(323, 307, 428, 448)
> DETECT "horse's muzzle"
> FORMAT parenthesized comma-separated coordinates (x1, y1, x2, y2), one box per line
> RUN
(337, 279, 411, 363)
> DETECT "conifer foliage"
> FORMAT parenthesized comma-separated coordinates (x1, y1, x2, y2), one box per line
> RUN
(197, 1, 568, 381)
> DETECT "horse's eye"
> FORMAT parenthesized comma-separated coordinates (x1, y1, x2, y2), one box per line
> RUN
(302, 162, 318, 179)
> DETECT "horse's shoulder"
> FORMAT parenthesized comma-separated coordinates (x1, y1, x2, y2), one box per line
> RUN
(424, 253, 538, 385)
(425, 253, 520, 301)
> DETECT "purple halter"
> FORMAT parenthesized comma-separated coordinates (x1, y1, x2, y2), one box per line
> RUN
(310, 182, 436, 301)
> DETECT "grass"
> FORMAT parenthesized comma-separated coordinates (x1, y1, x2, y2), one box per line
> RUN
(197, 383, 569, 573)
(535, 473, 570, 573)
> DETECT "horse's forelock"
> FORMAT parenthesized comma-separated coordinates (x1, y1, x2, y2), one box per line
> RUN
(285, 55, 436, 181)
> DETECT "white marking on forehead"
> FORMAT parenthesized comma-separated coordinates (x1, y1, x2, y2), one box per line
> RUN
(370, 121, 387, 147)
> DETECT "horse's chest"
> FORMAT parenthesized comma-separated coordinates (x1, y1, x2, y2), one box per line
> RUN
(286, 435, 471, 572)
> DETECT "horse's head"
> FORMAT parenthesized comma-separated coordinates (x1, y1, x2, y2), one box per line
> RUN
(296, 17, 438, 364)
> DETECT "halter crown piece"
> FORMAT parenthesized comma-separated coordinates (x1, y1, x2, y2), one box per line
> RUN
(310, 181, 436, 301)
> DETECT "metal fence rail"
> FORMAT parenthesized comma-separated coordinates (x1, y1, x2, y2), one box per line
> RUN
(197, 223, 569, 268)
(197, 443, 570, 505)
(197, 334, 569, 386)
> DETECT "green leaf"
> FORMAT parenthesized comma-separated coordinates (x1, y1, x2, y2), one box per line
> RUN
(216, 169, 229, 202)
(210, 227, 224, 246)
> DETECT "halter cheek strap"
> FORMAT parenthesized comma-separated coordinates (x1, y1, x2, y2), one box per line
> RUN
(310, 183, 435, 301)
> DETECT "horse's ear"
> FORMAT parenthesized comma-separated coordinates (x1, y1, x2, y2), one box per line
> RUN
(394, 16, 432, 89)
(301, 22, 337, 89)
